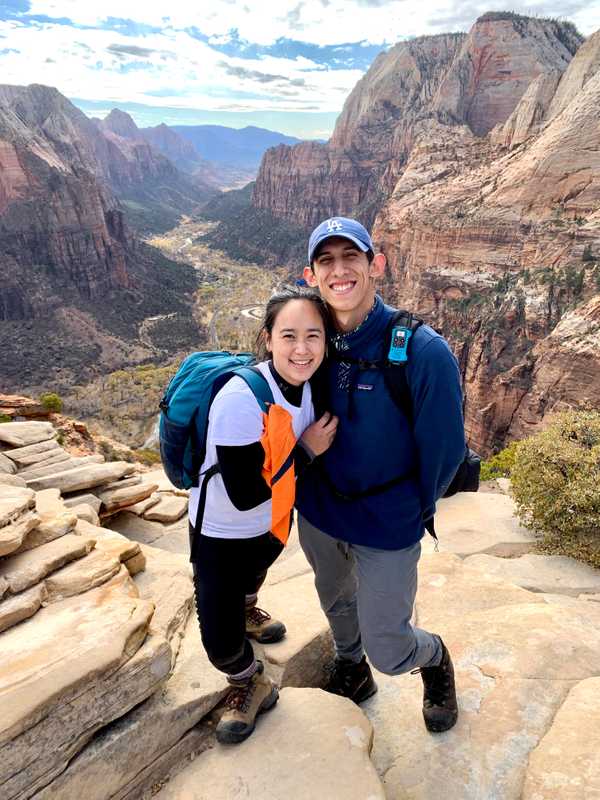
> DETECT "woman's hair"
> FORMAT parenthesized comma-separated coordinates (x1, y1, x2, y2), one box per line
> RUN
(255, 285, 330, 359)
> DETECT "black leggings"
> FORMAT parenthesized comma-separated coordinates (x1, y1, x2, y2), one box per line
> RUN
(190, 527, 284, 676)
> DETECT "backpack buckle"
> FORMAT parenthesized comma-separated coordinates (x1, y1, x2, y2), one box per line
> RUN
(159, 398, 169, 413)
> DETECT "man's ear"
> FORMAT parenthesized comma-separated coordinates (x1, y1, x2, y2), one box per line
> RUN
(303, 265, 318, 286)
(370, 252, 386, 279)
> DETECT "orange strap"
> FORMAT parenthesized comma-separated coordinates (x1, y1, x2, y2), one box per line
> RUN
(260, 404, 297, 545)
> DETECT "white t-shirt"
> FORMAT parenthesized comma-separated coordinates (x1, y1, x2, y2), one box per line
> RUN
(189, 361, 315, 538)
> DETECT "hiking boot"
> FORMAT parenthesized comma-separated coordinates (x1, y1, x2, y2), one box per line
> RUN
(245, 605, 286, 644)
(414, 636, 458, 733)
(324, 655, 378, 704)
(216, 662, 279, 744)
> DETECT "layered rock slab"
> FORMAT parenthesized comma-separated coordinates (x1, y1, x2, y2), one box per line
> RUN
(464, 553, 600, 595)
(158, 688, 385, 800)
(0, 533, 96, 594)
(36, 615, 228, 800)
(422, 492, 537, 558)
(522, 676, 600, 799)
(0, 569, 171, 800)
(363, 553, 600, 800)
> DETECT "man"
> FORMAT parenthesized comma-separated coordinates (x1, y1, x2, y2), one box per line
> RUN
(296, 216, 465, 732)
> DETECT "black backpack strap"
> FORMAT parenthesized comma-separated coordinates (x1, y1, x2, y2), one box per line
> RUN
(189, 463, 221, 562)
(382, 310, 423, 424)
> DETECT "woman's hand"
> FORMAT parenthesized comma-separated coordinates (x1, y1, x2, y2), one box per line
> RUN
(300, 412, 339, 456)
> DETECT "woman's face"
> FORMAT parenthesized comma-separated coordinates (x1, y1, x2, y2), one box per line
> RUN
(265, 299, 326, 386)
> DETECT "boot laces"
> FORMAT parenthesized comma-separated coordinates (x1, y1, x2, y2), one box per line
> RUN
(225, 680, 256, 713)
(411, 664, 452, 706)
(246, 606, 272, 626)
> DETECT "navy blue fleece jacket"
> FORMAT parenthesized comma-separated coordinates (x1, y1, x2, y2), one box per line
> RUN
(296, 295, 465, 550)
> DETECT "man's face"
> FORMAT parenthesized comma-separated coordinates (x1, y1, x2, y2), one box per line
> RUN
(303, 237, 385, 317)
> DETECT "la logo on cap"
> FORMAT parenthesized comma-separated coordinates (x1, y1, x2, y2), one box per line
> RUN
(326, 219, 343, 233)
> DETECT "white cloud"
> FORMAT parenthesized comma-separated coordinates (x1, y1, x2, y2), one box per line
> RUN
(26, 0, 600, 46)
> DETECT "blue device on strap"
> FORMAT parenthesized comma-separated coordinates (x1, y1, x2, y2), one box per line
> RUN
(387, 325, 412, 363)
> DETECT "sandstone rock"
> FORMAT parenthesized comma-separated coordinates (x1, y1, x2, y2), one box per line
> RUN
(0, 485, 35, 527)
(6, 439, 71, 470)
(0, 577, 8, 600)
(97, 482, 158, 514)
(43, 549, 121, 603)
(421, 493, 537, 558)
(522, 676, 600, 799)
(63, 493, 102, 513)
(3, 439, 61, 468)
(159, 688, 384, 800)
(142, 468, 186, 494)
(35, 487, 63, 516)
(125, 493, 161, 516)
(75, 519, 142, 565)
(0, 452, 17, 474)
(143, 495, 188, 523)
(416, 552, 546, 624)
(19, 454, 105, 482)
(15, 510, 78, 552)
(365, 598, 600, 800)
(0, 582, 47, 634)
(0, 570, 170, 799)
(0, 474, 26, 488)
(123, 551, 146, 576)
(491, 70, 562, 148)
(101, 475, 142, 491)
(0, 511, 40, 557)
(0, 533, 96, 594)
(464, 553, 600, 596)
(547, 29, 600, 121)
(0, 395, 49, 418)
(70, 503, 100, 525)
(36, 614, 228, 800)
(27, 461, 135, 493)
(0, 421, 54, 447)
(135, 545, 194, 648)
(253, 570, 333, 688)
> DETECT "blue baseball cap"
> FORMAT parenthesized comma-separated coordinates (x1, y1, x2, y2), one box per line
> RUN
(308, 217, 374, 264)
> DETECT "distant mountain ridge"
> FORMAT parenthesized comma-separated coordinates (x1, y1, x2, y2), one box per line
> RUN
(170, 124, 303, 170)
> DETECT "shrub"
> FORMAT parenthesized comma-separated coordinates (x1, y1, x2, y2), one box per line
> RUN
(510, 411, 600, 568)
(132, 448, 161, 466)
(39, 392, 63, 413)
(480, 441, 519, 481)
(0, 413, 12, 423)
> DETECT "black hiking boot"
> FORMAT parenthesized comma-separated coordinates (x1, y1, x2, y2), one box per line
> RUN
(413, 636, 458, 733)
(324, 655, 378, 704)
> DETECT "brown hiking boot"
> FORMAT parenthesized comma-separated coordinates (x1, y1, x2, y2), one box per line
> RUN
(413, 636, 458, 733)
(216, 662, 279, 744)
(245, 605, 286, 644)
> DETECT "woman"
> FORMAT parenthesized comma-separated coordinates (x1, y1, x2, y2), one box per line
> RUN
(189, 286, 337, 745)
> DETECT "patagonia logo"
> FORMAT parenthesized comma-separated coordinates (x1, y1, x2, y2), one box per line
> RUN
(356, 383, 373, 391)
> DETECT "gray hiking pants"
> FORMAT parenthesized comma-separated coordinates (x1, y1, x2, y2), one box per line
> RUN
(298, 515, 442, 674)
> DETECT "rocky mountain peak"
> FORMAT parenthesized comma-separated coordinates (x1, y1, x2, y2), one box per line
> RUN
(102, 108, 141, 140)
(433, 13, 583, 136)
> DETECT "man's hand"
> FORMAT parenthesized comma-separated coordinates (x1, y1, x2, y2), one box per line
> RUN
(300, 412, 339, 456)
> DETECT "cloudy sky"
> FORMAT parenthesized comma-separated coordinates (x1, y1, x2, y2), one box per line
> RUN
(1, 0, 599, 138)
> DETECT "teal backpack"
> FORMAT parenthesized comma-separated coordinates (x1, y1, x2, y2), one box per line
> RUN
(158, 352, 274, 491)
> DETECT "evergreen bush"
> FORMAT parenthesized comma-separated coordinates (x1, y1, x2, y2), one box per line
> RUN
(480, 441, 519, 481)
(510, 411, 600, 567)
(39, 392, 63, 413)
